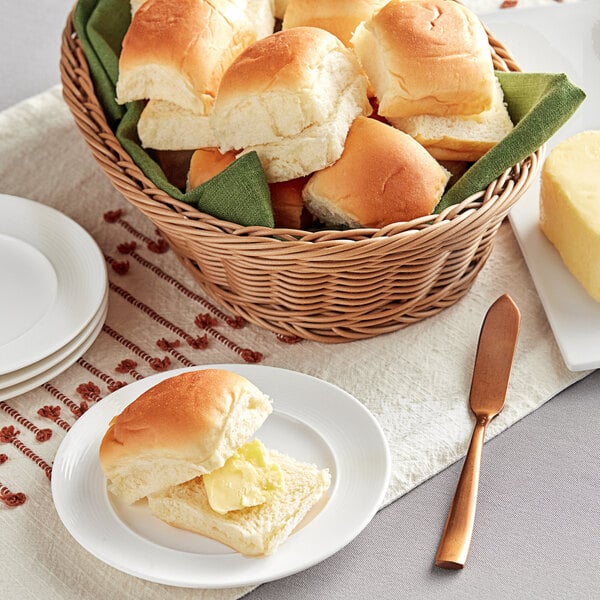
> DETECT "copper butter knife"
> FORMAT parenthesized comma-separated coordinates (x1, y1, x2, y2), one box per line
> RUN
(435, 293, 521, 569)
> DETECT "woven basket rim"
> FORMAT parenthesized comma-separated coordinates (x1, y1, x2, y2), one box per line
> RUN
(59, 7, 540, 247)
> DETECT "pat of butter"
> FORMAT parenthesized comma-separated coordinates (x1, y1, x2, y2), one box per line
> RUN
(203, 439, 283, 514)
(539, 130, 600, 301)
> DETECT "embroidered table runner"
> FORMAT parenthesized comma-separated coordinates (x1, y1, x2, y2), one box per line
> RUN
(0, 84, 588, 600)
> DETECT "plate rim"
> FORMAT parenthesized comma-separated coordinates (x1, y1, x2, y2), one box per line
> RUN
(0, 286, 109, 389)
(51, 364, 391, 589)
(0, 296, 108, 401)
(0, 193, 107, 374)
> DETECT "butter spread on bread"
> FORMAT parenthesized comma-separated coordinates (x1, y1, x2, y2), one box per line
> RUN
(203, 439, 284, 513)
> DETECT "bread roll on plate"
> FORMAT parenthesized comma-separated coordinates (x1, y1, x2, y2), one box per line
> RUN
(99, 369, 273, 504)
(351, 0, 496, 119)
(211, 27, 372, 182)
(282, 0, 388, 46)
(148, 448, 331, 556)
(388, 77, 514, 162)
(303, 116, 450, 228)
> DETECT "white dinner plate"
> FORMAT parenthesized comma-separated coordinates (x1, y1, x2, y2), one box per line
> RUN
(0, 194, 107, 374)
(52, 365, 391, 589)
(0, 287, 109, 389)
(0, 296, 108, 401)
(482, 1, 600, 371)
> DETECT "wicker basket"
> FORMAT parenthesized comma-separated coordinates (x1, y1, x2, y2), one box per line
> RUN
(60, 9, 542, 343)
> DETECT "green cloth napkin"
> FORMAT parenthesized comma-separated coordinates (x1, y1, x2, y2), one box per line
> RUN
(73, 0, 585, 228)
(436, 71, 586, 213)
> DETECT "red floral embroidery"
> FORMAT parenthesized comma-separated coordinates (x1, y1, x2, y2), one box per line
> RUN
(117, 241, 137, 254)
(0, 454, 8, 465)
(187, 334, 209, 349)
(0, 426, 19, 443)
(149, 357, 171, 371)
(76, 382, 101, 402)
(225, 316, 246, 329)
(38, 405, 61, 420)
(116, 359, 137, 373)
(1, 490, 27, 507)
(110, 259, 130, 275)
(147, 238, 169, 253)
(195, 314, 219, 329)
(103, 209, 123, 223)
(157, 338, 180, 351)
(107, 381, 128, 393)
(36, 429, 53, 442)
(240, 349, 264, 363)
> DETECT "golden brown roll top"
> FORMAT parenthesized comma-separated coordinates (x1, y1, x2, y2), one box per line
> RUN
(116, 0, 273, 115)
(187, 147, 237, 190)
(99, 369, 273, 504)
(302, 116, 450, 228)
(282, 0, 388, 47)
(351, 0, 496, 119)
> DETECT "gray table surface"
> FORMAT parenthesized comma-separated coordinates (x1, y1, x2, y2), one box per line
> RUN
(2, 2, 599, 598)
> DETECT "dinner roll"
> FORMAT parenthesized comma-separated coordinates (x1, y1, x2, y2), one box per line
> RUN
(138, 100, 219, 150)
(274, 0, 290, 19)
(303, 116, 450, 228)
(282, 0, 388, 46)
(269, 177, 314, 228)
(148, 449, 331, 556)
(211, 27, 372, 182)
(99, 369, 273, 504)
(116, 0, 273, 114)
(130, 0, 146, 14)
(186, 147, 237, 190)
(388, 77, 514, 161)
(351, 0, 496, 119)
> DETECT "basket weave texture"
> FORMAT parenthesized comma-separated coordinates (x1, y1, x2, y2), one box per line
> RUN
(60, 11, 542, 343)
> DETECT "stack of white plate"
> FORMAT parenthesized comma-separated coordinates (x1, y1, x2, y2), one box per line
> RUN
(0, 194, 108, 401)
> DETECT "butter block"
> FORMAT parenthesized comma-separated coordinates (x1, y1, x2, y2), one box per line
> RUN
(539, 130, 600, 301)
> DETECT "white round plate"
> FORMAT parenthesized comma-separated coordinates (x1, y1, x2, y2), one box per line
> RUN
(0, 297, 108, 401)
(0, 194, 107, 374)
(52, 365, 391, 589)
(0, 287, 109, 389)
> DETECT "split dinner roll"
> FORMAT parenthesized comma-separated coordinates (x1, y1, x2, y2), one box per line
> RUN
(388, 77, 514, 162)
(117, 0, 275, 150)
(116, 0, 266, 114)
(99, 369, 273, 504)
(148, 448, 331, 556)
(351, 0, 496, 119)
(282, 0, 389, 47)
(211, 27, 372, 182)
(303, 116, 450, 228)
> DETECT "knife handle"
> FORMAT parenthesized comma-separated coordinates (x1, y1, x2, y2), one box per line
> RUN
(435, 416, 487, 569)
